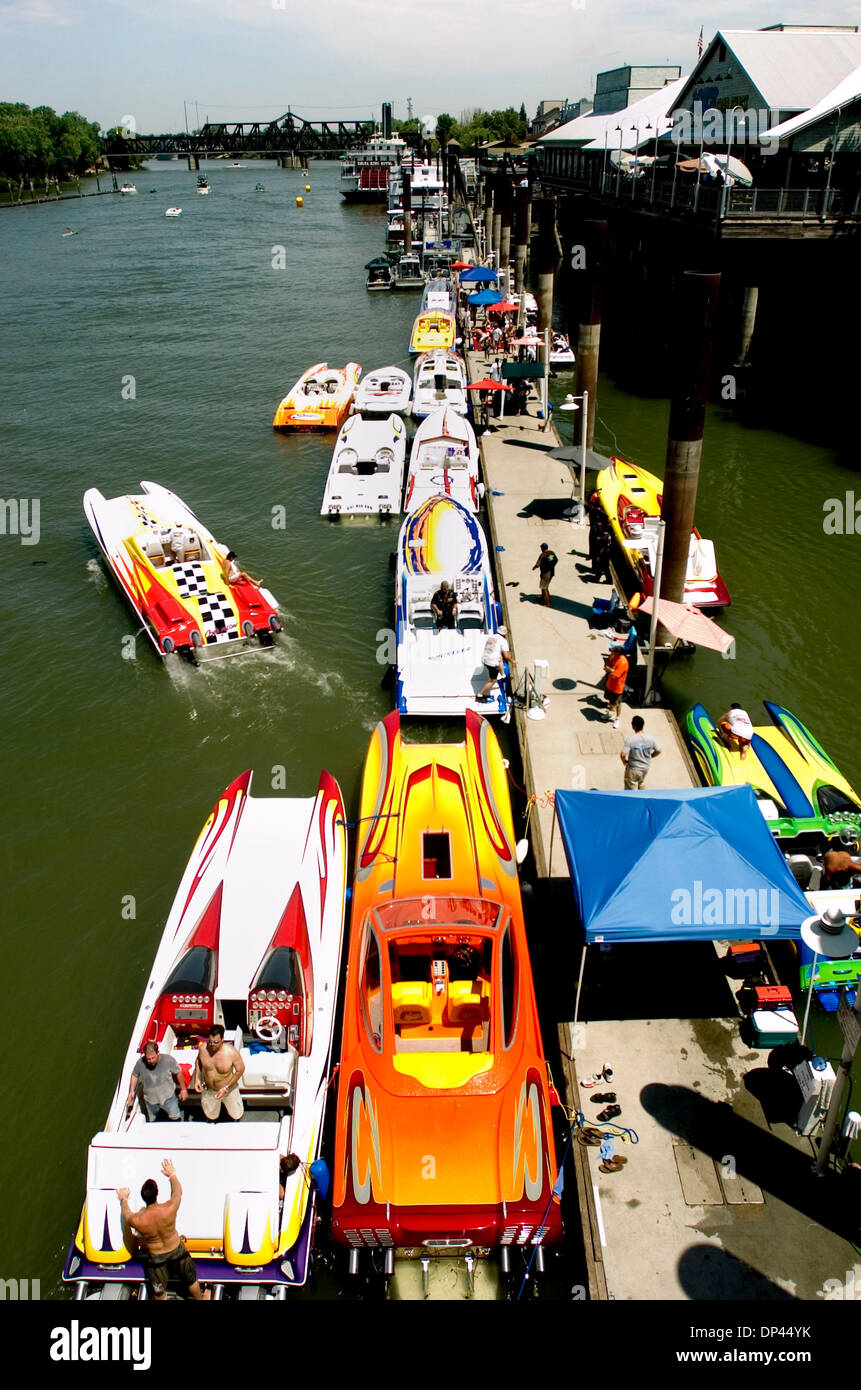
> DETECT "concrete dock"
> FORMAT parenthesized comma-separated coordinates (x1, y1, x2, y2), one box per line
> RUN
(472, 352, 861, 1302)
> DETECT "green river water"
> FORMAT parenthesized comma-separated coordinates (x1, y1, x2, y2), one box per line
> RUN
(1, 159, 859, 1296)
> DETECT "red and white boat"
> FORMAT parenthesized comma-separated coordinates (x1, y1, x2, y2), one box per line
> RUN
(63, 770, 347, 1297)
(405, 407, 481, 515)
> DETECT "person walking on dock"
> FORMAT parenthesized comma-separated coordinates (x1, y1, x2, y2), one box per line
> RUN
(620, 715, 661, 788)
(533, 542, 558, 608)
(603, 649, 629, 728)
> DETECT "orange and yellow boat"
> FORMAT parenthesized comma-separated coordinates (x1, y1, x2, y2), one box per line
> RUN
(409, 310, 456, 355)
(330, 711, 564, 1279)
(272, 362, 361, 430)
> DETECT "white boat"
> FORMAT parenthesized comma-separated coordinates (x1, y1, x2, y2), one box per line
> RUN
(119, 183, 137, 195)
(391, 253, 425, 290)
(197, 176, 210, 195)
(412, 349, 468, 420)
(421, 276, 456, 313)
(62, 769, 347, 1297)
(165, 206, 182, 217)
(549, 332, 575, 367)
(321, 414, 406, 518)
(394, 495, 507, 716)
(405, 407, 481, 515)
(353, 366, 412, 416)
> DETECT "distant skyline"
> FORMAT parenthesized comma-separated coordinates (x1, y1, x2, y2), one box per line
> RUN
(1, 0, 859, 132)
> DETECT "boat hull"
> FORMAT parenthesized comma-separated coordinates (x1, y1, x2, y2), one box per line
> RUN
(273, 361, 361, 430)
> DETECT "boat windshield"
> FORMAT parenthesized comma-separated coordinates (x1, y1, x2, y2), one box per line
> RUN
(374, 898, 502, 934)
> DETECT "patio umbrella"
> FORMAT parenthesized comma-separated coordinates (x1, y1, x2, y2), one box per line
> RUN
(460, 267, 498, 283)
(486, 300, 519, 314)
(468, 289, 503, 306)
(451, 260, 472, 270)
(511, 334, 542, 346)
(637, 596, 735, 656)
(466, 379, 512, 391)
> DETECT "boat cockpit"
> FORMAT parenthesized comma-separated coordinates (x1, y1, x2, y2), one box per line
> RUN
(134, 527, 211, 569)
(405, 574, 486, 630)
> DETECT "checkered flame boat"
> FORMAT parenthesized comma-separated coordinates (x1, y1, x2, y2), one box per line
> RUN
(330, 712, 564, 1283)
(84, 481, 282, 660)
(63, 768, 348, 1297)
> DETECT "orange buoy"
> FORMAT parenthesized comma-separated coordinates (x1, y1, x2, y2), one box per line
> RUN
(305, 184, 311, 192)
(296, 196, 304, 207)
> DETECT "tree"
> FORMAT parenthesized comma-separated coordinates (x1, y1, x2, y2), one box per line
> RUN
(519, 103, 528, 126)
(435, 113, 456, 147)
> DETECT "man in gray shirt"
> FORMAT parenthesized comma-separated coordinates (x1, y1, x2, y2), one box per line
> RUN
(620, 715, 661, 789)
(126, 1041, 187, 1122)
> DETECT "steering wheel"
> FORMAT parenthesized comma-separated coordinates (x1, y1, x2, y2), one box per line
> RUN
(254, 1015, 284, 1045)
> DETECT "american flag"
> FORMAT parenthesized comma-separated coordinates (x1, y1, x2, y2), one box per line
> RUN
(697, 26, 704, 59)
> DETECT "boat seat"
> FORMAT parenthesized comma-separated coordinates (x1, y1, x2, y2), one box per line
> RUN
(391, 981, 433, 1026)
(787, 854, 815, 890)
(446, 979, 488, 1025)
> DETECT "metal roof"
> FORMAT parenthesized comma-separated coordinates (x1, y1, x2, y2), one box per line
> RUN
(765, 61, 861, 141)
(539, 75, 689, 151)
(681, 28, 861, 113)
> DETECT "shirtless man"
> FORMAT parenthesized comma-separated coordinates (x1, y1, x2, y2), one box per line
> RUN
(221, 550, 259, 588)
(117, 1159, 209, 1300)
(193, 1023, 245, 1121)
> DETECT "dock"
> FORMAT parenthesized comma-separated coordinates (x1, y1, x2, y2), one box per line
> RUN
(473, 350, 861, 1302)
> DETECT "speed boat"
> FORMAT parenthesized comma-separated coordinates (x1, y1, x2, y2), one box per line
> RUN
(685, 701, 861, 859)
(549, 332, 575, 367)
(330, 711, 564, 1282)
(321, 414, 406, 517)
(273, 362, 361, 430)
(394, 495, 506, 716)
(405, 408, 481, 515)
(421, 276, 456, 313)
(366, 260, 393, 291)
(84, 481, 282, 660)
(119, 184, 137, 195)
(63, 768, 347, 1298)
(412, 350, 468, 419)
(353, 366, 411, 416)
(596, 458, 730, 609)
(410, 310, 456, 355)
(391, 253, 425, 290)
(197, 175, 210, 194)
(165, 206, 182, 217)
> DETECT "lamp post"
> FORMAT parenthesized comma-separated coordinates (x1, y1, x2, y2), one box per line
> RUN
(693, 121, 707, 213)
(631, 125, 640, 199)
(648, 121, 659, 204)
(615, 124, 623, 197)
(643, 520, 666, 703)
(559, 391, 589, 524)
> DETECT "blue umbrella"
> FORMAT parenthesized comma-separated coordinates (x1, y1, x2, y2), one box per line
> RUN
(460, 267, 498, 283)
(468, 289, 503, 306)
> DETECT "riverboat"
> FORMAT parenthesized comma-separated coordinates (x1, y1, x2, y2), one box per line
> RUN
(273, 362, 361, 430)
(84, 481, 282, 660)
(330, 710, 563, 1283)
(340, 133, 407, 203)
(63, 768, 347, 1298)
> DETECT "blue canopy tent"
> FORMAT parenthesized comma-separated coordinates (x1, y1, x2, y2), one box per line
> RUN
(468, 289, 503, 307)
(554, 786, 812, 1024)
(460, 267, 498, 283)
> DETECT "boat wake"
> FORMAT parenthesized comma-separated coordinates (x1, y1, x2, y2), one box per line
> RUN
(85, 558, 107, 592)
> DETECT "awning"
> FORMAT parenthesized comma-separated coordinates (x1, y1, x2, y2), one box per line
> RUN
(460, 267, 498, 283)
(555, 785, 811, 944)
(638, 595, 735, 656)
(502, 362, 546, 379)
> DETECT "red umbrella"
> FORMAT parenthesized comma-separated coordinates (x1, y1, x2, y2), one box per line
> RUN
(466, 379, 512, 391)
(451, 260, 472, 270)
(486, 301, 519, 314)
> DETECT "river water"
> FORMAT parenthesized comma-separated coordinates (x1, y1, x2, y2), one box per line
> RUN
(1, 159, 858, 1296)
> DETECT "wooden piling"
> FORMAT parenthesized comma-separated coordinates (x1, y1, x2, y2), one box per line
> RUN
(514, 183, 530, 295)
(499, 175, 512, 287)
(660, 271, 721, 613)
(532, 196, 557, 372)
(492, 171, 502, 270)
(570, 219, 606, 449)
(402, 171, 412, 253)
(737, 285, 758, 365)
(483, 177, 494, 262)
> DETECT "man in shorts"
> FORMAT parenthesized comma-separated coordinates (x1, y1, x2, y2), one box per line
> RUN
(125, 1041, 187, 1122)
(532, 542, 558, 608)
(478, 624, 514, 702)
(193, 1024, 245, 1121)
(603, 649, 628, 728)
(117, 1159, 209, 1300)
(620, 715, 661, 789)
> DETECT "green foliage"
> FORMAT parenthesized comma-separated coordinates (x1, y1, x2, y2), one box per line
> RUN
(0, 102, 101, 180)
(435, 113, 456, 147)
(450, 106, 530, 151)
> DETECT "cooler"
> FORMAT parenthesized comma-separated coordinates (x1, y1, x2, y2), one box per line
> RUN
(750, 1007, 799, 1048)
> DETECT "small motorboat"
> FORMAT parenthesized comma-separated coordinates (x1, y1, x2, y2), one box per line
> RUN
(405, 407, 481, 515)
(255, 182, 265, 193)
(686, 701, 861, 850)
(412, 349, 468, 419)
(84, 481, 282, 660)
(330, 711, 564, 1277)
(353, 366, 412, 416)
(391, 253, 425, 290)
(321, 414, 406, 517)
(596, 458, 730, 609)
(273, 362, 361, 431)
(62, 229, 77, 237)
(165, 206, 182, 217)
(197, 175, 210, 195)
(410, 310, 456, 355)
(421, 275, 456, 313)
(366, 261, 393, 291)
(119, 183, 137, 195)
(549, 332, 575, 367)
(393, 495, 504, 715)
(63, 767, 347, 1298)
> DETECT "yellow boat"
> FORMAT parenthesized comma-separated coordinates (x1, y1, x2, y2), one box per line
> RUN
(410, 311, 456, 355)
(273, 362, 361, 431)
